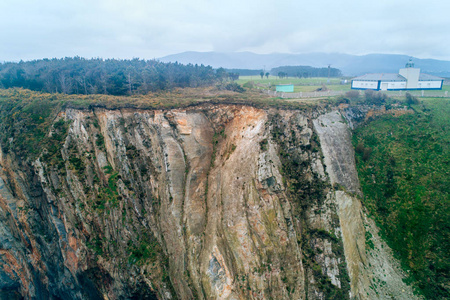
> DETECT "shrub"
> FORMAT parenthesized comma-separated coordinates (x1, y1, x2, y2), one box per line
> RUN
(355, 143, 364, 154)
(260, 139, 268, 151)
(362, 147, 372, 161)
(364, 89, 388, 105)
(345, 90, 360, 102)
(96, 133, 105, 148)
(335, 95, 347, 104)
(405, 92, 419, 105)
(224, 82, 245, 93)
(243, 81, 255, 89)
(315, 84, 328, 92)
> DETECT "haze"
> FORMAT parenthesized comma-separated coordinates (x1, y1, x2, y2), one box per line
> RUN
(1, 0, 449, 62)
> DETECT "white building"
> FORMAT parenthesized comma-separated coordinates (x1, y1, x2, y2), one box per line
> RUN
(351, 61, 444, 91)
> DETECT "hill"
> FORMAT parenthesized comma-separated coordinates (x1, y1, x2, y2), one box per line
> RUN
(159, 51, 450, 77)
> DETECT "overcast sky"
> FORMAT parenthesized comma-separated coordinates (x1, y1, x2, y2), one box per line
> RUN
(1, 0, 449, 62)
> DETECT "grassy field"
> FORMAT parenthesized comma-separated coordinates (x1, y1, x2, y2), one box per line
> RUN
(236, 75, 352, 92)
(236, 75, 345, 85)
(353, 98, 450, 299)
(236, 75, 450, 96)
(439, 84, 450, 93)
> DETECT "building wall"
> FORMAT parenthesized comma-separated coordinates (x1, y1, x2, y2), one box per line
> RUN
(385, 81, 407, 90)
(352, 80, 442, 90)
(417, 80, 442, 89)
(351, 80, 378, 90)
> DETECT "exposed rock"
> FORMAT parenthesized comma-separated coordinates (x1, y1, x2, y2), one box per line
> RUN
(0, 104, 420, 299)
(314, 111, 421, 300)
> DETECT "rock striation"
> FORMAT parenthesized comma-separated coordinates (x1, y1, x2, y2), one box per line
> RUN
(0, 104, 419, 299)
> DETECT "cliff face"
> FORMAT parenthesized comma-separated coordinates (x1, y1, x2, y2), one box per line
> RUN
(0, 104, 418, 299)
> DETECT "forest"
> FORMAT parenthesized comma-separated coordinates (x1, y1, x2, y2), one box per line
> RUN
(0, 57, 230, 96)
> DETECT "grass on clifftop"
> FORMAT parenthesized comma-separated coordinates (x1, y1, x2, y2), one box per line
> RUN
(0, 87, 332, 160)
(353, 98, 449, 299)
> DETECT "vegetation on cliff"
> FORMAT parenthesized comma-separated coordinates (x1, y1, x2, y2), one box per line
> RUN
(0, 88, 332, 160)
(353, 98, 450, 299)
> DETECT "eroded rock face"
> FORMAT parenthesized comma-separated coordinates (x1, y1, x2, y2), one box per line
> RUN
(314, 111, 420, 300)
(0, 105, 418, 299)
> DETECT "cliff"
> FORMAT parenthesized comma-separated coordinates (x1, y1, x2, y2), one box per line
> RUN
(0, 104, 419, 299)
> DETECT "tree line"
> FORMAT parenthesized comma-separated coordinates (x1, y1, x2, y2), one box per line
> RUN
(0, 57, 231, 95)
(224, 68, 263, 76)
(271, 65, 342, 78)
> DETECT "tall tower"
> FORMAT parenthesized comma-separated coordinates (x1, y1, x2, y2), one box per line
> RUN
(399, 58, 420, 89)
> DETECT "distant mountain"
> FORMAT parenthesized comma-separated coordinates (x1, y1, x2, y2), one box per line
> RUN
(159, 51, 450, 77)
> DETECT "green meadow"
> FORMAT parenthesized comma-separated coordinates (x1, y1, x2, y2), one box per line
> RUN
(236, 75, 352, 92)
(236, 75, 450, 96)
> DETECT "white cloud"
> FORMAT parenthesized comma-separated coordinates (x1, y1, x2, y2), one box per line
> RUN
(0, 0, 449, 61)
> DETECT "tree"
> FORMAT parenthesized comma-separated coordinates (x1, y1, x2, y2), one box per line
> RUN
(278, 72, 287, 79)
(265, 72, 269, 79)
(270, 66, 342, 78)
(0, 57, 224, 95)
(216, 68, 227, 82)
(228, 72, 239, 81)
(58, 72, 71, 94)
(260, 71, 264, 79)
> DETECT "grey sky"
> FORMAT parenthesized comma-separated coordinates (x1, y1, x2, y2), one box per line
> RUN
(1, 0, 449, 62)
